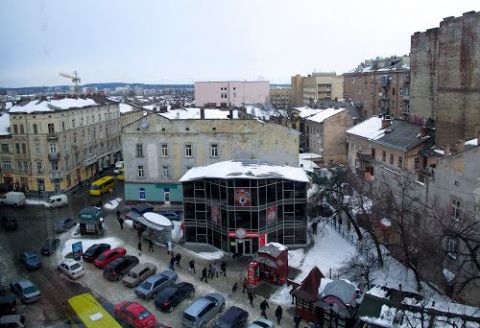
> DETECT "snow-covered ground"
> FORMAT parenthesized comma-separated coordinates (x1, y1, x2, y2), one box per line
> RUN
(59, 236, 124, 258)
(26, 199, 48, 206)
(103, 197, 122, 210)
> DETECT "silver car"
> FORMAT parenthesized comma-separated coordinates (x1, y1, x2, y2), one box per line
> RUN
(135, 270, 177, 299)
(182, 293, 225, 328)
(248, 319, 275, 328)
(10, 279, 41, 304)
(122, 262, 157, 287)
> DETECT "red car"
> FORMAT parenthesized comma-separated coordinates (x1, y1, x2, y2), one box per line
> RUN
(114, 301, 157, 328)
(94, 247, 126, 268)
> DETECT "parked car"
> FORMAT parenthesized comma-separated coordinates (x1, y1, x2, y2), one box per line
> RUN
(114, 301, 156, 328)
(155, 282, 195, 312)
(9, 279, 41, 304)
(113, 161, 124, 175)
(0, 295, 17, 315)
(131, 203, 154, 214)
(0, 192, 26, 207)
(0, 216, 18, 231)
(135, 270, 178, 299)
(158, 211, 181, 221)
(247, 319, 275, 328)
(82, 243, 111, 262)
(182, 293, 225, 328)
(40, 238, 60, 256)
(19, 251, 41, 270)
(214, 306, 249, 328)
(0, 314, 26, 328)
(54, 217, 76, 233)
(57, 259, 85, 280)
(122, 262, 157, 287)
(94, 247, 126, 268)
(103, 255, 139, 281)
(45, 194, 68, 208)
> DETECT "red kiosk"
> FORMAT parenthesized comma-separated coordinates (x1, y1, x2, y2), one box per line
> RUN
(248, 242, 288, 287)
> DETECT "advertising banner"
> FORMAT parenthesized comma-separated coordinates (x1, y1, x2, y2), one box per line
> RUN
(211, 206, 221, 226)
(266, 206, 277, 225)
(234, 187, 251, 206)
(72, 241, 83, 261)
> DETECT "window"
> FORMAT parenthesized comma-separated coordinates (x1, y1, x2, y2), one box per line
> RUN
(389, 154, 394, 165)
(17, 161, 22, 172)
(414, 157, 420, 170)
(398, 156, 403, 168)
(49, 143, 57, 153)
(447, 237, 457, 260)
(136, 144, 143, 157)
(35, 143, 41, 154)
(23, 161, 28, 172)
(22, 143, 26, 154)
(452, 199, 461, 220)
(3, 161, 11, 170)
(1, 144, 8, 153)
(72, 119, 76, 128)
(33, 124, 38, 134)
(382, 151, 386, 161)
(137, 165, 144, 178)
(161, 144, 168, 157)
(210, 144, 218, 157)
(139, 187, 146, 200)
(48, 123, 55, 134)
(51, 161, 58, 171)
(19, 124, 24, 134)
(62, 121, 65, 131)
(36, 162, 43, 174)
(185, 144, 192, 157)
(162, 166, 169, 178)
(392, 87, 396, 96)
(13, 124, 18, 134)
(15, 143, 20, 154)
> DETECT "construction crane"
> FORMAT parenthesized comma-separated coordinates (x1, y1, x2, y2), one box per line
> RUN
(58, 71, 81, 94)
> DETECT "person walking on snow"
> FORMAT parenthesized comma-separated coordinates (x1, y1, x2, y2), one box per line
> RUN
(189, 259, 196, 274)
(293, 313, 302, 328)
(200, 266, 208, 283)
(137, 240, 142, 256)
(260, 299, 269, 319)
(175, 253, 182, 268)
(275, 305, 283, 325)
(221, 260, 227, 276)
(242, 278, 248, 293)
(148, 239, 154, 252)
(248, 290, 255, 307)
(169, 255, 175, 271)
(118, 217, 124, 230)
(167, 240, 172, 255)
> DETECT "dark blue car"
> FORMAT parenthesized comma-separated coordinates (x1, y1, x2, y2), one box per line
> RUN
(19, 251, 41, 270)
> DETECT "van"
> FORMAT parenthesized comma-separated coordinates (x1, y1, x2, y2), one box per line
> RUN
(45, 194, 68, 208)
(182, 293, 225, 328)
(0, 314, 26, 328)
(0, 192, 26, 207)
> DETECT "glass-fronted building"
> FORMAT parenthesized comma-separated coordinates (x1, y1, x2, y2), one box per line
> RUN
(180, 160, 309, 256)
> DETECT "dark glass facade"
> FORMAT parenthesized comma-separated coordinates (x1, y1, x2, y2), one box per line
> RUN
(182, 178, 307, 255)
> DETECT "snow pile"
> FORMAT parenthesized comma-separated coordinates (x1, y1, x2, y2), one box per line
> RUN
(59, 236, 124, 258)
(465, 138, 478, 147)
(160, 108, 239, 120)
(103, 197, 122, 210)
(26, 199, 49, 206)
(182, 247, 224, 261)
(269, 285, 293, 306)
(10, 98, 98, 113)
(180, 160, 309, 183)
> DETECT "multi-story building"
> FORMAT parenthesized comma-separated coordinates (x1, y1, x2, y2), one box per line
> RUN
(410, 11, 480, 148)
(343, 56, 410, 119)
(194, 81, 270, 107)
(269, 88, 291, 109)
(290, 73, 344, 107)
(180, 160, 309, 255)
(118, 103, 144, 129)
(5, 95, 121, 192)
(122, 108, 299, 205)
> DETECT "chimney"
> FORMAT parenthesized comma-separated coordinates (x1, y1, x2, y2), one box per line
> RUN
(200, 108, 205, 119)
(381, 115, 392, 129)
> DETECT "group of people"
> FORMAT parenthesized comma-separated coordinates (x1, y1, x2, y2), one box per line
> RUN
(200, 260, 227, 283)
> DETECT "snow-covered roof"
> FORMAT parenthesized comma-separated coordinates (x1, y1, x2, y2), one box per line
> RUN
(346, 116, 386, 139)
(180, 160, 309, 183)
(143, 212, 172, 227)
(305, 107, 345, 123)
(0, 113, 10, 135)
(465, 138, 478, 147)
(299, 153, 323, 160)
(9, 98, 99, 113)
(119, 103, 141, 114)
(160, 108, 239, 120)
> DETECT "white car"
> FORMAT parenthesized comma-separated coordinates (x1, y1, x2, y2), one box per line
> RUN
(57, 259, 85, 280)
(113, 161, 124, 174)
(248, 319, 275, 328)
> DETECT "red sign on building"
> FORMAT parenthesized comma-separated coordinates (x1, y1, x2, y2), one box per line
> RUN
(259, 234, 267, 247)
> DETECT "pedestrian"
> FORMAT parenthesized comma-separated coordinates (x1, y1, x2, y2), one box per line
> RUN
(312, 221, 318, 235)
(208, 264, 214, 279)
(290, 285, 296, 304)
(167, 240, 172, 255)
(148, 239, 154, 252)
(221, 260, 227, 277)
(232, 282, 238, 293)
(242, 278, 248, 293)
(260, 299, 269, 319)
(118, 217, 124, 230)
(200, 266, 208, 283)
(137, 240, 142, 256)
(189, 259, 196, 274)
(116, 210, 121, 219)
(175, 253, 182, 268)
(275, 305, 283, 325)
(293, 313, 302, 328)
(248, 291, 255, 307)
(215, 261, 221, 278)
(169, 255, 176, 271)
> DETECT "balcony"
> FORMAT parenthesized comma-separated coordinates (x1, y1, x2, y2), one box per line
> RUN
(47, 133, 58, 141)
(50, 170, 63, 180)
(48, 152, 60, 161)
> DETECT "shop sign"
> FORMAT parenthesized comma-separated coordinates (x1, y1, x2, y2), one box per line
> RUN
(259, 234, 267, 247)
(228, 230, 259, 238)
(235, 228, 246, 239)
(72, 241, 83, 261)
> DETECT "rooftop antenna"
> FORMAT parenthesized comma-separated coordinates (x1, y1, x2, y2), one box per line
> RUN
(58, 71, 81, 94)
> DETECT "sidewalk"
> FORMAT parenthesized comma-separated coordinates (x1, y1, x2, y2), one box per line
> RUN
(106, 209, 297, 327)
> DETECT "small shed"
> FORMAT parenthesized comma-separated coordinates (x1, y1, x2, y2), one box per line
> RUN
(248, 242, 288, 286)
(136, 212, 173, 245)
(78, 206, 104, 236)
(292, 267, 324, 322)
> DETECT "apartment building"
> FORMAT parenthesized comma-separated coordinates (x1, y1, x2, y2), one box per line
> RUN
(269, 88, 291, 109)
(410, 11, 480, 148)
(194, 81, 270, 107)
(290, 72, 344, 107)
(118, 102, 144, 129)
(122, 108, 299, 205)
(4, 95, 121, 192)
(343, 56, 410, 119)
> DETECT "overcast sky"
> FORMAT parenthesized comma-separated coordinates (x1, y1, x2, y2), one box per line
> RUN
(0, 0, 478, 87)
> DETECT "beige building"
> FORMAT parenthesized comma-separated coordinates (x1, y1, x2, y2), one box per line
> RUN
(291, 73, 344, 107)
(269, 88, 291, 109)
(4, 95, 121, 192)
(119, 102, 144, 129)
(121, 108, 299, 204)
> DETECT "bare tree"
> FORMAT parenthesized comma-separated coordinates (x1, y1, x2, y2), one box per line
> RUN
(338, 237, 378, 289)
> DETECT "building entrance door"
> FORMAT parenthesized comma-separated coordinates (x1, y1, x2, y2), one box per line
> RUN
(236, 239, 252, 256)
(164, 192, 170, 204)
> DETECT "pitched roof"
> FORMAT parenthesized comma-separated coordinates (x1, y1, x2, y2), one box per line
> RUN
(292, 266, 324, 301)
